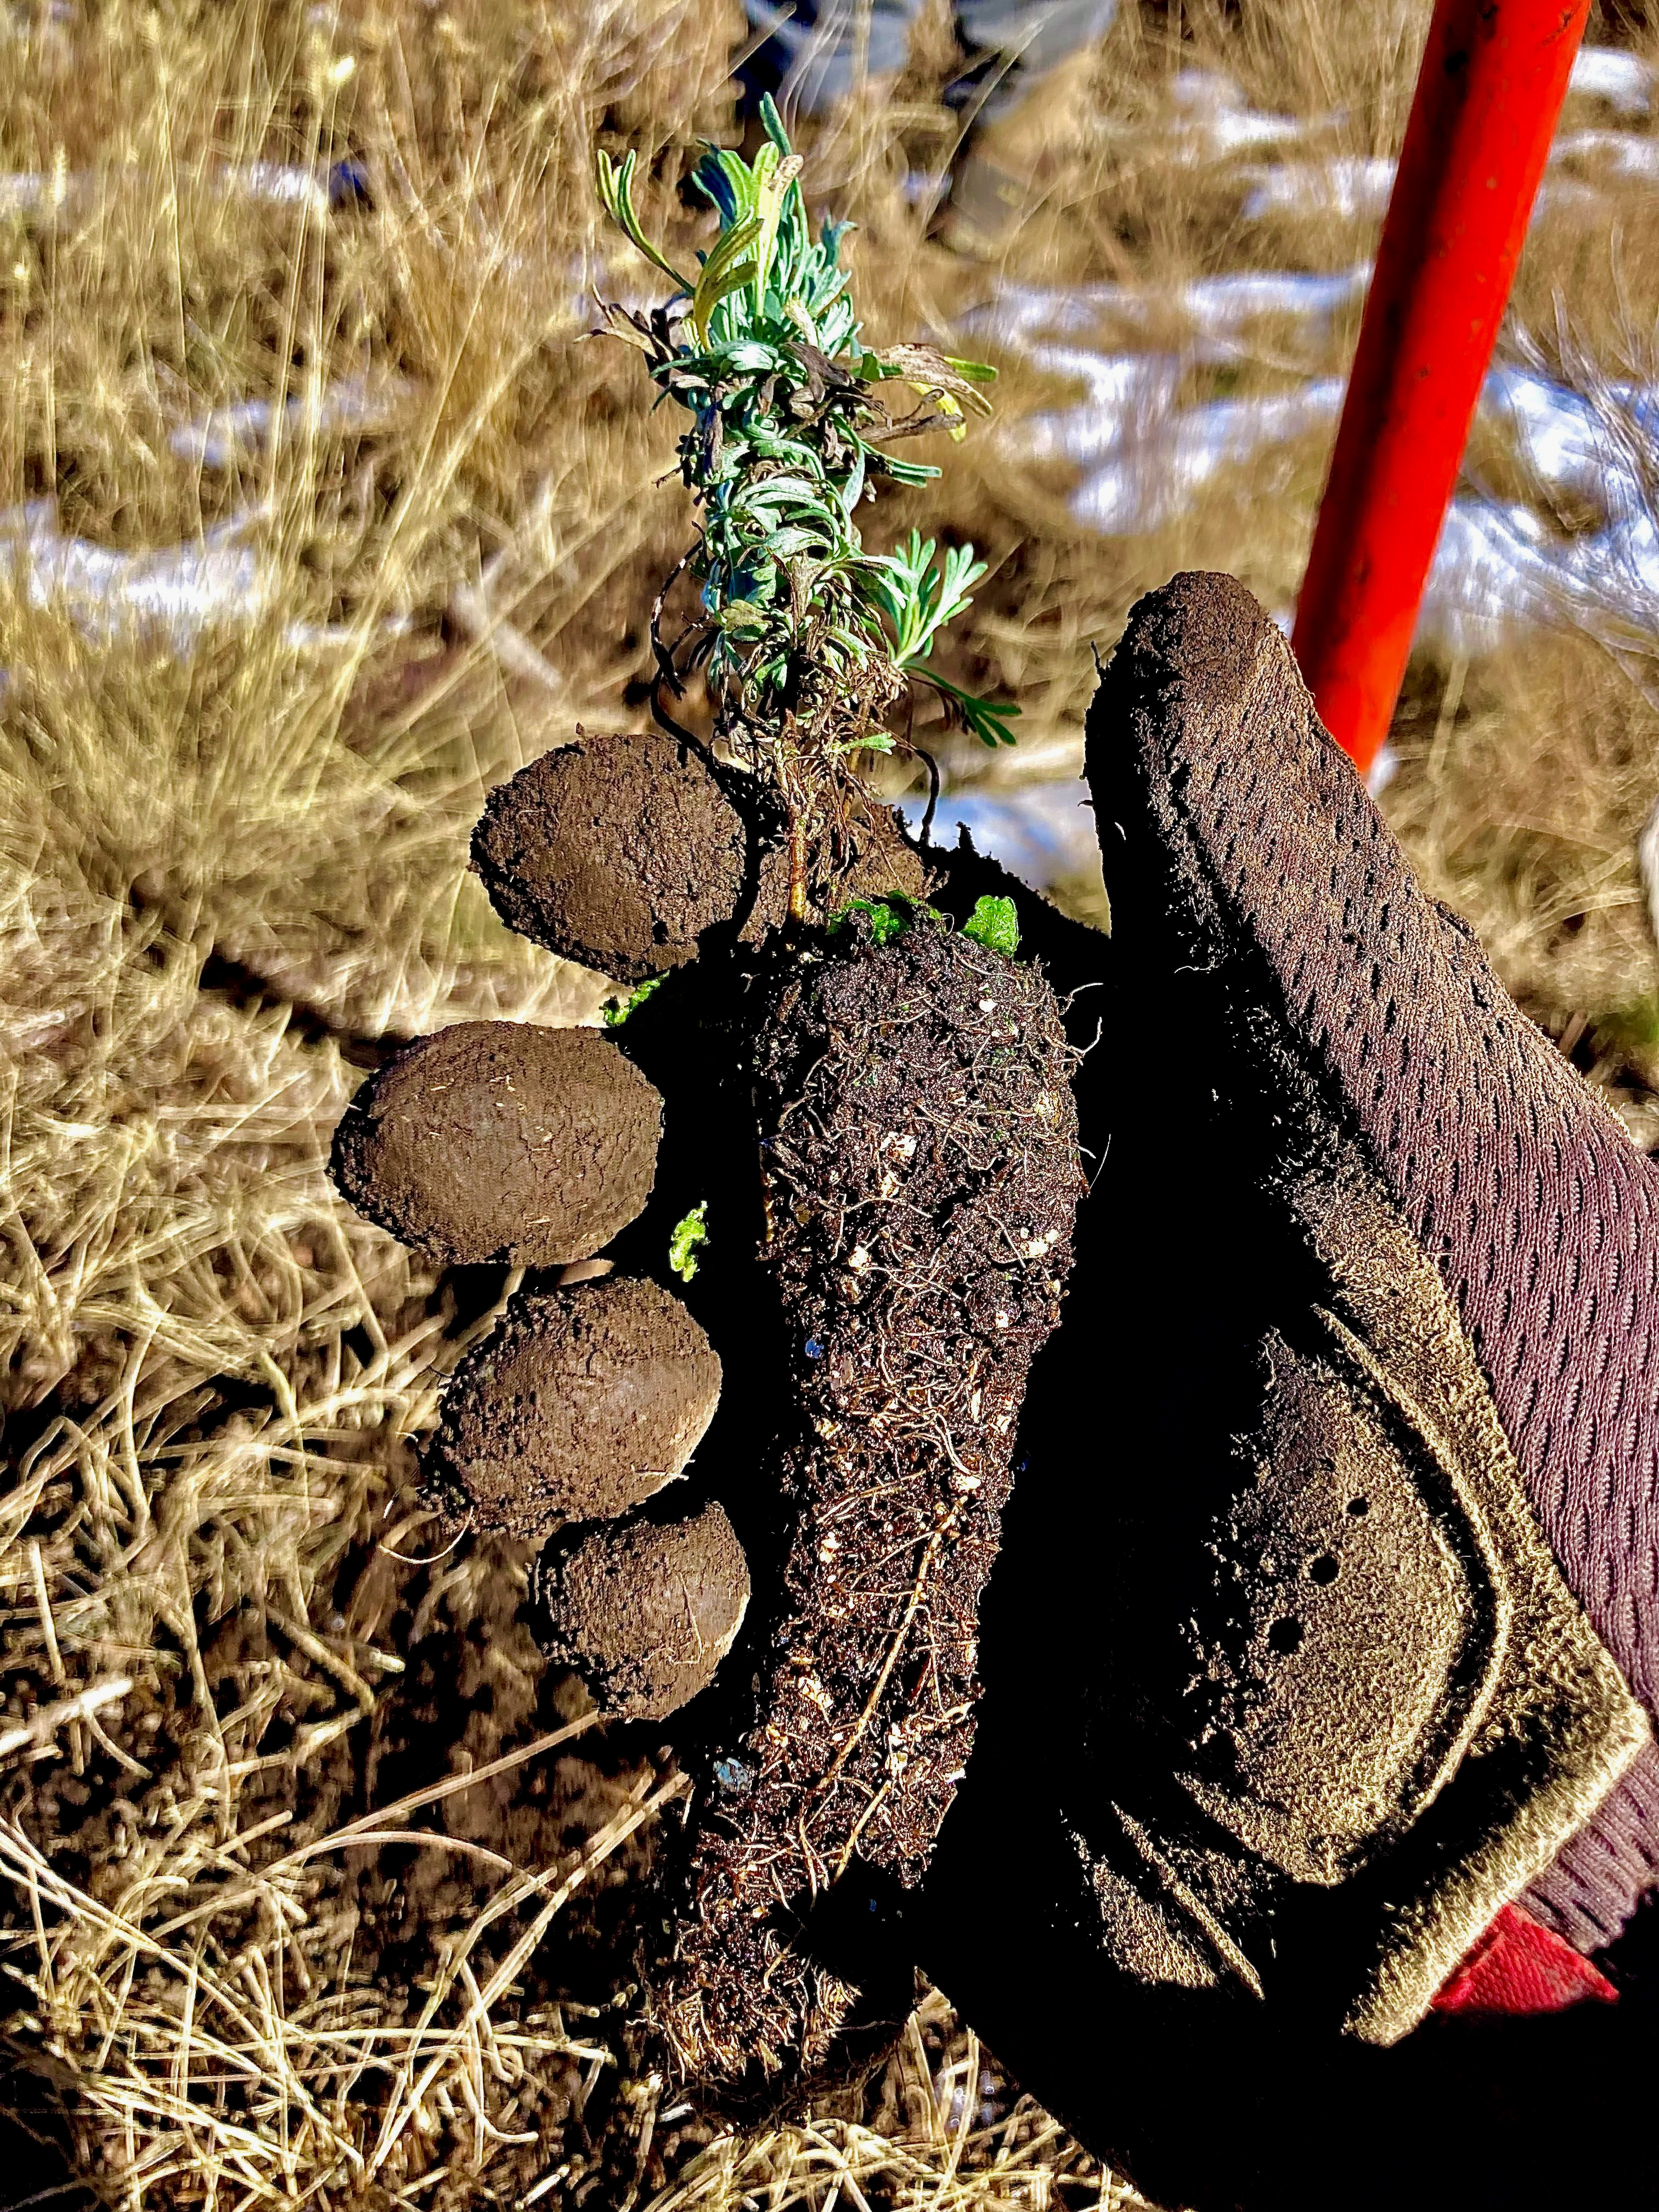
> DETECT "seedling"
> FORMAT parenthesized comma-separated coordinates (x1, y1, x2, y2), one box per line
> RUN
(579, 117, 1085, 2086)
(596, 100, 1017, 920)
(347, 119, 1087, 2092)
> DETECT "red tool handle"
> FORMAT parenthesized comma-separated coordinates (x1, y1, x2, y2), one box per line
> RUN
(1291, 0, 1592, 773)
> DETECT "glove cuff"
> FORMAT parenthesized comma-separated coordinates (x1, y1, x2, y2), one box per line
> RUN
(1522, 1743, 1659, 1951)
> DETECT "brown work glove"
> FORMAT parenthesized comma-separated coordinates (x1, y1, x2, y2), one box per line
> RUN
(330, 574, 1659, 2210)
(917, 572, 1659, 2208)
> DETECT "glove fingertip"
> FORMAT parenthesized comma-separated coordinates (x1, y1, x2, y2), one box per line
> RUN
(422, 1273, 721, 1544)
(329, 1020, 663, 1268)
(532, 1499, 751, 1723)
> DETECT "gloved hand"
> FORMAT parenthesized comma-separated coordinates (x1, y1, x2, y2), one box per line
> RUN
(918, 572, 1659, 2208)
(330, 573, 1659, 2211)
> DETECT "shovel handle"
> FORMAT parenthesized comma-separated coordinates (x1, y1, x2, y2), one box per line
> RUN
(1292, 0, 1592, 772)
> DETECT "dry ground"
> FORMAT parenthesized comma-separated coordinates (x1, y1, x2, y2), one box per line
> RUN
(2, 2, 1658, 2209)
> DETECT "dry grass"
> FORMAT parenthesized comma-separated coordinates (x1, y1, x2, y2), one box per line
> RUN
(650, 1988, 1135, 2211)
(3, 1, 1659, 2209)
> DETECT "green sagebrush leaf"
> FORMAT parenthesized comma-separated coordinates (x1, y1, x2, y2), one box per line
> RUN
(594, 148, 690, 287)
(833, 898, 909, 945)
(916, 670, 1020, 747)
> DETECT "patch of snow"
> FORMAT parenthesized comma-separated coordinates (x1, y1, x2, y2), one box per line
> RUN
(964, 283, 1109, 349)
(170, 375, 413, 470)
(0, 502, 406, 656)
(0, 169, 82, 217)
(1241, 156, 1395, 225)
(967, 265, 1368, 362)
(1417, 491, 1659, 661)
(1071, 377, 1344, 535)
(220, 161, 332, 216)
(217, 161, 371, 214)
(1365, 743, 1399, 800)
(906, 776, 1099, 893)
(1167, 69, 1237, 114)
(1551, 128, 1659, 182)
(1532, 172, 1609, 221)
(1482, 365, 1611, 505)
(1640, 795, 1659, 947)
(1018, 352, 1182, 465)
(1415, 501, 1569, 660)
(1167, 69, 1341, 158)
(1457, 370, 1659, 636)
(1173, 265, 1369, 344)
(0, 505, 272, 651)
(2, 159, 366, 228)
(1570, 46, 1653, 117)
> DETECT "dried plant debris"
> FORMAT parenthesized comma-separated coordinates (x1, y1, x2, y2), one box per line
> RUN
(657, 909, 1085, 2081)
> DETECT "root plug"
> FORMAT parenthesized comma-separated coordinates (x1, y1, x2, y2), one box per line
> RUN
(658, 906, 1085, 2079)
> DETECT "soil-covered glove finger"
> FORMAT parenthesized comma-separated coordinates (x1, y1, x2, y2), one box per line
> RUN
(422, 1275, 724, 1541)
(329, 1014, 754, 1711)
(470, 725, 929, 978)
(530, 1499, 751, 1722)
(329, 1019, 662, 1268)
(324, 737, 743, 1695)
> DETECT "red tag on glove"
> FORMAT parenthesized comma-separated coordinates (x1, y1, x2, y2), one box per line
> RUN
(1431, 1903, 1617, 2016)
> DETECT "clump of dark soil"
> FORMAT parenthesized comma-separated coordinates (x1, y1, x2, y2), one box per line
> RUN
(330, 1019, 662, 1265)
(655, 910, 1085, 2081)
(424, 1276, 723, 1540)
(473, 730, 749, 983)
(472, 729, 930, 982)
(534, 1502, 752, 1720)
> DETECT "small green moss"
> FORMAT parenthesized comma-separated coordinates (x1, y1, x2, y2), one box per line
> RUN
(603, 974, 665, 1028)
(669, 1201, 709, 1282)
(853, 899, 907, 945)
(830, 893, 945, 946)
(963, 894, 1019, 957)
